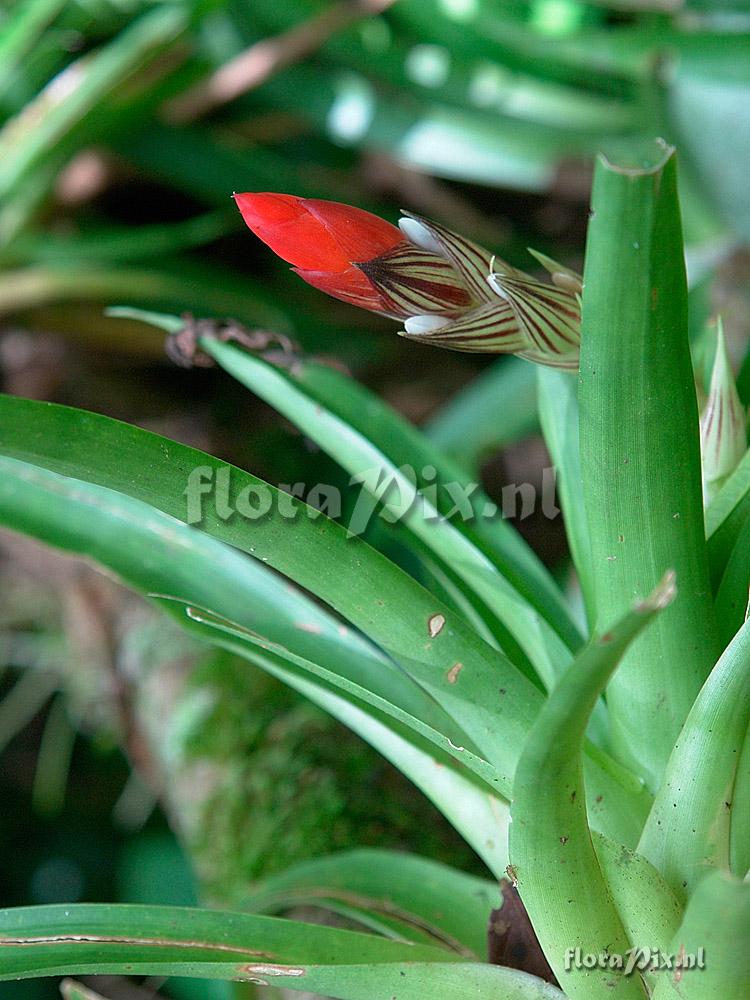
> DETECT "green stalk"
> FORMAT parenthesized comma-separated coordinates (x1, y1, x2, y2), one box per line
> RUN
(578, 142, 718, 790)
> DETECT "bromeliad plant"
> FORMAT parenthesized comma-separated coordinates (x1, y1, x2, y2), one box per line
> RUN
(0, 142, 749, 999)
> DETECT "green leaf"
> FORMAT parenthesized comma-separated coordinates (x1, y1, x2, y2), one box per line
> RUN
(0, 5, 189, 237)
(0, 395, 536, 779)
(713, 510, 750, 647)
(248, 962, 567, 999)
(281, 353, 574, 653)
(0, 444, 444, 740)
(592, 834, 683, 993)
(536, 366, 595, 629)
(509, 573, 675, 999)
(158, 598, 501, 794)
(0, 395, 650, 845)
(201, 338, 576, 692)
(638, 618, 750, 898)
(578, 141, 719, 790)
(650, 871, 750, 1000)
(245, 849, 498, 959)
(181, 610, 514, 879)
(0, 902, 455, 979)
(0, 904, 569, 999)
(0, 452, 510, 873)
(706, 448, 750, 587)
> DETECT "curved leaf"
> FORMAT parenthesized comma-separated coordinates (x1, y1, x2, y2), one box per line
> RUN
(159, 599, 501, 793)
(281, 350, 580, 653)
(0, 902, 453, 977)
(0, 454, 510, 874)
(509, 574, 675, 998)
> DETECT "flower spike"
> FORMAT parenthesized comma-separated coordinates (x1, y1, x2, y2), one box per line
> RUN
(235, 191, 582, 369)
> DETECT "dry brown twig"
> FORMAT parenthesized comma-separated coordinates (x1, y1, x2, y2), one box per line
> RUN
(164, 0, 398, 125)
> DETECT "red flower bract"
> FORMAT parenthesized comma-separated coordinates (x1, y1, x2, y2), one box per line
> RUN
(233, 192, 403, 271)
(235, 192, 478, 319)
(234, 191, 410, 314)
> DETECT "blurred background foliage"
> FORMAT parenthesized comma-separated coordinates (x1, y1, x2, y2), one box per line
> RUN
(1, 0, 749, 997)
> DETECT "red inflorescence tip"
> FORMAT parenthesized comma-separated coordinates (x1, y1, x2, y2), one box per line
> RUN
(233, 192, 403, 273)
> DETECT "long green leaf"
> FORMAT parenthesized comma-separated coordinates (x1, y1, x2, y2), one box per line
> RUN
(0, 440, 445, 740)
(279, 351, 580, 654)
(0, 902, 453, 976)
(579, 142, 718, 790)
(509, 573, 675, 999)
(638, 618, 750, 898)
(0, 452, 510, 873)
(0, 904, 568, 999)
(0, 394, 534, 778)
(157, 599, 500, 793)
(247, 963, 566, 999)
(0, 395, 650, 843)
(202, 338, 575, 692)
(244, 849, 498, 959)
(175, 605, 513, 878)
